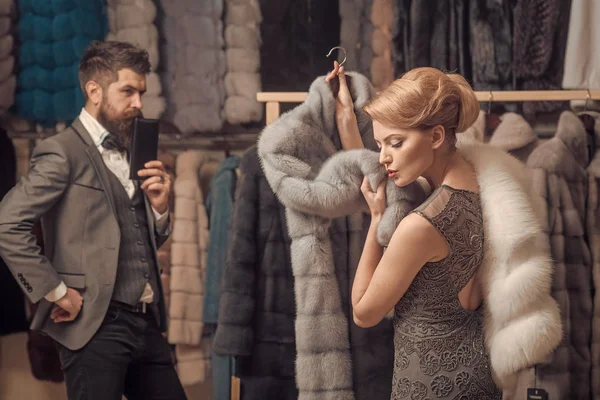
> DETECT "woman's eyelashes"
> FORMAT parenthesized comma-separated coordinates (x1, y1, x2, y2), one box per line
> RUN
(375, 142, 402, 152)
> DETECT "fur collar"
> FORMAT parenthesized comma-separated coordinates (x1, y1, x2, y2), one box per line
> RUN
(459, 142, 562, 390)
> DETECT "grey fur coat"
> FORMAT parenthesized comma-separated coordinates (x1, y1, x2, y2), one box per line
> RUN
(257, 73, 426, 399)
(526, 111, 592, 399)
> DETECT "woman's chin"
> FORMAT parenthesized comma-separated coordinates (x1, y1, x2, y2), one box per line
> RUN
(392, 175, 421, 189)
(392, 177, 409, 188)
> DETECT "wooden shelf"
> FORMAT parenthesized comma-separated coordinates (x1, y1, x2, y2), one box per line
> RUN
(257, 90, 600, 104)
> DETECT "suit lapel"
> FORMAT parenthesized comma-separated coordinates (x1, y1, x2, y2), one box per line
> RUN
(71, 118, 118, 220)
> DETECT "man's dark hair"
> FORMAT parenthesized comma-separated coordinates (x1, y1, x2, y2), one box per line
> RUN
(78, 40, 151, 101)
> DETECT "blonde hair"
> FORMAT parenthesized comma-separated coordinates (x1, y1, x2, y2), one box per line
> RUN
(363, 67, 480, 146)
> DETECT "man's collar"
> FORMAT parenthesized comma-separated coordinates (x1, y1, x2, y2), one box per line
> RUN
(79, 108, 109, 147)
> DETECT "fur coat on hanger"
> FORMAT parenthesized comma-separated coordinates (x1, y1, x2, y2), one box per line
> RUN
(524, 111, 592, 400)
(224, 0, 262, 124)
(16, 0, 107, 125)
(159, 0, 226, 133)
(258, 72, 426, 399)
(169, 151, 218, 386)
(106, 0, 165, 119)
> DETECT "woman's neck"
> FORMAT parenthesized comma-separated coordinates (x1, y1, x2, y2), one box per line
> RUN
(422, 149, 463, 190)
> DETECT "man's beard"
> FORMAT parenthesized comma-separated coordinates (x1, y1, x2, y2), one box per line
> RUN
(97, 101, 141, 151)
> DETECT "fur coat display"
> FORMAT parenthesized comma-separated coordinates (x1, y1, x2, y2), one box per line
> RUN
(469, 0, 513, 90)
(225, 0, 262, 124)
(513, 0, 572, 119)
(257, 72, 426, 399)
(459, 110, 540, 163)
(213, 146, 298, 400)
(159, 0, 225, 133)
(404, 0, 470, 76)
(370, 0, 394, 90)
(106, 0, 165, 119)
(584, 112, 600, 400)
(203, 155, 239, 400)
(562, 0, 600, 110)
(0, 0, 14, 115)
(339, 0, 372, 78)
(16, 0, 107, 126)
(525, 111, 592, 399)
(169, 151, 218, 386)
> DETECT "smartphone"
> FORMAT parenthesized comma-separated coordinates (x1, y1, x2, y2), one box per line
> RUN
(128, 117, 160, 180)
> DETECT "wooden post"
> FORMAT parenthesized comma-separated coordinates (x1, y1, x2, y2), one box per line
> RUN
(266, 101, 280, 125)
(231, 376, 241, 400)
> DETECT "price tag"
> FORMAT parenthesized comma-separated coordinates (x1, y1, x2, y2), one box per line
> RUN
(527, 388, 548, 400)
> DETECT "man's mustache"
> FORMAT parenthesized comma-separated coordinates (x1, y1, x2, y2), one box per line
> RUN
(126, 110, 143, 120)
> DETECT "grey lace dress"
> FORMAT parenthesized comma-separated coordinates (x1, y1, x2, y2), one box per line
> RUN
(391, 185, 502, 399)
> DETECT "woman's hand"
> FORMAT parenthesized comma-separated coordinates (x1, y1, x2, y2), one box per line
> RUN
(326, 61, 354, 120)
(326, 61, 363, 149)
(361, 177, 386, 219)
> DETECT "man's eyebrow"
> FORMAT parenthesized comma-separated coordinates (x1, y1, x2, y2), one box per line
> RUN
(121, 85, 146, 94)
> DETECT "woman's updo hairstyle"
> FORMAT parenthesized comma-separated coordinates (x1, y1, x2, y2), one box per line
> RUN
(363, 67, 480, 146)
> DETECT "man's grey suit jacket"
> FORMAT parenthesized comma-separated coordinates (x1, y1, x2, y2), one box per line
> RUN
(0, 118, 170, 350)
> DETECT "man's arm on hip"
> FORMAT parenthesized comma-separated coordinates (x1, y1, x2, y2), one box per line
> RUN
(0, 138, 70, 303)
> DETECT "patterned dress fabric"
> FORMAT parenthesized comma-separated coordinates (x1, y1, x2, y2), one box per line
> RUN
(391, 185, 501, 399)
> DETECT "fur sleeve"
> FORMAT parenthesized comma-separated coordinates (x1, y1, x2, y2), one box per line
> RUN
(259, 145, 427, 246)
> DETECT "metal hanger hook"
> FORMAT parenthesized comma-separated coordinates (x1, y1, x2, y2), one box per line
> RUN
(326, 46, 347, 67)
(487, 91, 493, 114)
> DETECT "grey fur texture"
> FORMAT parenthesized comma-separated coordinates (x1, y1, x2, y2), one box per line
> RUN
(257, 73, 426, 399)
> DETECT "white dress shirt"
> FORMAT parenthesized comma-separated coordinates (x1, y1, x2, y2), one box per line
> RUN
(45, 108, 168, 303)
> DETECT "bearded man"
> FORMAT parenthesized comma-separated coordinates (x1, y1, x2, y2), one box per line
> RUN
(0, 41, 187, 400)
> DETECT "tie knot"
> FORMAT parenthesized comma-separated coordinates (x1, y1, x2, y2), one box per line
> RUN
(101, 134, 127, 153)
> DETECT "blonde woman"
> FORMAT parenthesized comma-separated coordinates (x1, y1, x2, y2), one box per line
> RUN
(327, 63, 502, 399)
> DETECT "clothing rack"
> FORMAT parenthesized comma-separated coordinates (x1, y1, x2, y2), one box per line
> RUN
(256, 89, 600, 125)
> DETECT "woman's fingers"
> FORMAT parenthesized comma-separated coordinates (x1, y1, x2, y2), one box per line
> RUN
(325, 61, 340, 82)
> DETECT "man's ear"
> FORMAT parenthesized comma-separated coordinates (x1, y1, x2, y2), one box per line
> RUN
(85, 81, 103, 106)
(431, 125, 445, 149)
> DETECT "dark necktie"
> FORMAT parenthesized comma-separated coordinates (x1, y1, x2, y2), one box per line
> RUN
(101, 133, 127, 153)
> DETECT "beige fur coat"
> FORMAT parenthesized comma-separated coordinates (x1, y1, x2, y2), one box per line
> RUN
(456, 142, 562, 396)
(169, 151, 218, 386)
